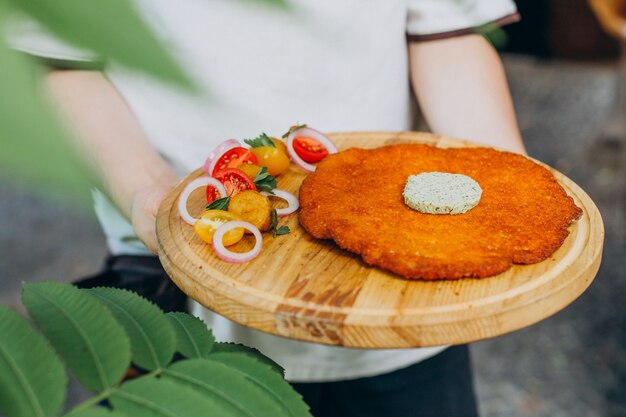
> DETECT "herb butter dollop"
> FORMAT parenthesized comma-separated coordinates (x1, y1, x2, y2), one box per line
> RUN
(403, 172, 482, 215)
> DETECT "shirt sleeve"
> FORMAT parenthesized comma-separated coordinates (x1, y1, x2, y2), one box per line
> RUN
(6, 16, 102, 69)
(407, 0, 519, 41)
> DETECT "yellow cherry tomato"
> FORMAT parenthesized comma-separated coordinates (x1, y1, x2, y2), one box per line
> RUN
(237, 163, 261, 181)
(194, 210, 244, 246)
(271, 137, 288, 155)
(250, 146, 290, 176)
(228, 190, 272, 232)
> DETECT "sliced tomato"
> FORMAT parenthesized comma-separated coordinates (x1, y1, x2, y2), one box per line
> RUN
(206, 168, 256, 204)
(293, 136, 329, 163)
(206, 168, 256, 203)
(212, 147, 258, 176)
(217, 168, 256, 195)
(205, 185, 223, 204)
(194, 210, 244, 246)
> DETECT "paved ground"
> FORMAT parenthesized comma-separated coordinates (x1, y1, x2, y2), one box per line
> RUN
(473, 55, 626, 417)
(1, 54, 624, 416)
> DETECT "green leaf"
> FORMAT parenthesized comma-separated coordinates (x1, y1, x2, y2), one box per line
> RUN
(87, 287, 176, 370)
(0, 23, 93, 207)
(270, 210, 291, 237)
(281, 124, 307, 139)
(212, 342, 284, 375)
(274, 225, 291, 236)
(0, 306, 67, 417)
(254, 167, 277, 193)
(22, 282, 131, 392)
(270, 210, 279, 233)
(110, 377, 235, 417)
(7, 0, 193, 90)
(209, 352, 311, 417)
(254, 166, 270, 181)
(162, 359, 290, 417)
(244, 133, 275, 148)
(205, 195, 230, 211)
(166, 312, 215, 359)
(63, 407, 128, 417)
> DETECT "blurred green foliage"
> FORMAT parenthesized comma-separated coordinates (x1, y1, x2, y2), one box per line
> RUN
(479, 25, 509, 50)
(449, 0, 510, 49)
(0, 27, 93, 207)
(0, 0, 285, 208)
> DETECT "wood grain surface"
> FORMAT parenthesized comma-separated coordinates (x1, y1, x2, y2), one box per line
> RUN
(156, 132, 604, 348)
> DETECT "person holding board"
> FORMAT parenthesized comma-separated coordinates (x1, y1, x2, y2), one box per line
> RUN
(12, 0, 525, 415)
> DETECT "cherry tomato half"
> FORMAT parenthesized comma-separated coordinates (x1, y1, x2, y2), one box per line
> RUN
(250, 146, 290, 176)
(212, 147, 258, 176)
(206, 168, 256, 203)
(194, 210, 244, 246)
(205, 185, 222, 204)
(293, 136, 329, 163)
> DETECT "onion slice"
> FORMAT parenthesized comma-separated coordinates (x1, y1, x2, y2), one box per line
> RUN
(178, 177, 227, 225)
(212, 221, 263, 263)
(261, 189, 299, 216)
(203, 139, 242, 175)
(285, 126, 338, 172)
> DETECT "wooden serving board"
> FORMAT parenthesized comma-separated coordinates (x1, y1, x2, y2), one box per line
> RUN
(156, 132, 604, 348)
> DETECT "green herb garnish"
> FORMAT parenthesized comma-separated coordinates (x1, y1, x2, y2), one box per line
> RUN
(244, 133, 275, 148)
(281, 124, 307, 139)
(205, 195, 230, 210)
(254, 166, 277, 194)
(274, 226, 290, 236)
(270, 209, 290, 237)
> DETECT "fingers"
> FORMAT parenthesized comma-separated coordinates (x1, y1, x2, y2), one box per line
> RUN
(131, 184, 174, 254)
(134, 213, 159, 254)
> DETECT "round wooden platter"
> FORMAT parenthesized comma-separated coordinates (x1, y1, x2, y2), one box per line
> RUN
(156, 132, 604, 348)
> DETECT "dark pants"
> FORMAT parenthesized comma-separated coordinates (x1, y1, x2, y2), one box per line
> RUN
(75, 255, 188, 312)
(292, 345, 479, 417)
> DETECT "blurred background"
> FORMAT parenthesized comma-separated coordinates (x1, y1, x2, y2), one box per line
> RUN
(1, 0, 625, 416)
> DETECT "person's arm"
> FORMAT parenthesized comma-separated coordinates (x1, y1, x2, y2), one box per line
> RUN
(45, 70, 178, 253)
(409, 34, 526, 154)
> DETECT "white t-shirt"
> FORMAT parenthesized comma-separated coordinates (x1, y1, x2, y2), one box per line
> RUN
(10, 0, 517, 382)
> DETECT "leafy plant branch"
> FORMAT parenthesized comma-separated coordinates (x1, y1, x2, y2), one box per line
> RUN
(0, 282, 311, 417)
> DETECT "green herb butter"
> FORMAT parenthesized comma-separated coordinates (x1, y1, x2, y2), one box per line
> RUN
(403, 172, 482, 215)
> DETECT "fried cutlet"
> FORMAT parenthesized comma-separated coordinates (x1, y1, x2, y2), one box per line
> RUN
(298, 144, 583, 280)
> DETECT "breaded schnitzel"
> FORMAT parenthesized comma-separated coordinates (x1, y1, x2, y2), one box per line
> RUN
(298, 144, 583, 280)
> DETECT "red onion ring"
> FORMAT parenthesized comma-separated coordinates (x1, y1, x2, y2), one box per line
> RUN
(203, 139, 242, 175)
(178, 177, 227, 225)
(285, 126, 338, 172)
(261, 189, 299, 216)
(212, 221, 263, 263)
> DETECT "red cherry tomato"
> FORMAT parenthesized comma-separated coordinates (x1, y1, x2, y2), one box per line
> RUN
(293, 136, 329, 163)
(206, 168, 256, 203)
(212, 147, 258, 176)
(205, 185, 222, 204)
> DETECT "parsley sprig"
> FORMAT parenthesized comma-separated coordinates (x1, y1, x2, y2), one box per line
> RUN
(244, 133, 275, 148)
(253, 167, 277, 194)
(270, 209, 290, 237)
(205, 193, 231, 210)
(281, 124, 307, 139)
